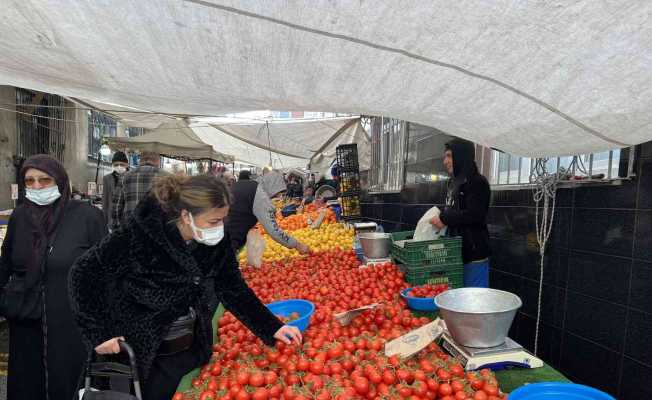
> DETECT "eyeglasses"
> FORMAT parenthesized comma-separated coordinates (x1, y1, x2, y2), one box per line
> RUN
(24, 176, 55, 187)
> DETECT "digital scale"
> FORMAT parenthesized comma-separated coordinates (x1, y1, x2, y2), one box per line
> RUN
(440, 333, 544, 371)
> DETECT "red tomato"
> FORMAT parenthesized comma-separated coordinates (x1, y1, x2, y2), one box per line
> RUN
(353, 376, 370, 395)
(251, 388, 269, 400)
(249, 372, 265, 387)
(439, 383, 453, 397)
(474, 391, 488, 400)
(199, 390, 216, 400)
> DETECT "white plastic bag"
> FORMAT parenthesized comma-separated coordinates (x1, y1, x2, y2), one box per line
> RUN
(413, 206, 447, 241)
(246, 229, 266, 268)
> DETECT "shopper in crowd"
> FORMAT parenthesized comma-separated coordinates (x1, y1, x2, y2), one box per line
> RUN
(302, 186, 315, 205)
(226, 170, 310, 253)
(0, 155, 106, 400)
(286, 176, 303, 199)
(69, 174, 301, 400)
(238, 170, 251, 180)
(113, 151, 165, 227)
(430, 139, 491, 287)
(222, 171, 236, 187)
(102, 151, 129, 230)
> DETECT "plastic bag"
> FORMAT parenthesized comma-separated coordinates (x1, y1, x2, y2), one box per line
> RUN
(413, 206, 447, 241)
(246, 229, 266, 268)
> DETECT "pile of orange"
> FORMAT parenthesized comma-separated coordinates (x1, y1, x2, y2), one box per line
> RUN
(257, 207, 336, 233)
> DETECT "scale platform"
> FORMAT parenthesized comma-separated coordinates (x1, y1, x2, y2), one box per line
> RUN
(440, 333, 543, 371)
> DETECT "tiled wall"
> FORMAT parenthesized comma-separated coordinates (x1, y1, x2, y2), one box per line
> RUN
(360, 143, 652, 399)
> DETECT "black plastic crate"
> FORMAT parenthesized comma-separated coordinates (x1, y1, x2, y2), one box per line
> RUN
(336, 144, 359, 171)
(340, 194, 361, 219)
(339, 170, 361, 195)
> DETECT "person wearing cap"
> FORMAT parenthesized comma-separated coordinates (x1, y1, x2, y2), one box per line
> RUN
(113, 151, 167, 228)
(102, 151, 129, 229)
(430, 139, 491, 287)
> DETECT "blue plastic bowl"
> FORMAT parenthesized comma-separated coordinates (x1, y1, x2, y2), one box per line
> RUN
(509, 383, 615, 400)
(266, 299, 315, 332)
(401, 288, 438, 311)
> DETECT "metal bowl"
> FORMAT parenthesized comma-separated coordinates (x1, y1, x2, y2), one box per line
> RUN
(358, 232, 392, 259)
(434, 288, 522, 348)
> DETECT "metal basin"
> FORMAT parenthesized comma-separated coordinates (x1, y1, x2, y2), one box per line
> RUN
(358, 232, 391, 259)
(435, 288, 522, 348)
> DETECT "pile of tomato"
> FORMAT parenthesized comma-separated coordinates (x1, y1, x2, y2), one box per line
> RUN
(175, 248, 506, 400)
(408, 284, 450, 299)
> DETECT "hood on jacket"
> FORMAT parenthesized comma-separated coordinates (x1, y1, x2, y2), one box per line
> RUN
(445, 138, 478, 179)
(258, 171, 287, 198)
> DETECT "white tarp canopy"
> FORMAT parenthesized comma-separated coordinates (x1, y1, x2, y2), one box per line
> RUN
(1, 1, 651, 157)
(107, 120, 235, 163)
(192, 117, 370, 172)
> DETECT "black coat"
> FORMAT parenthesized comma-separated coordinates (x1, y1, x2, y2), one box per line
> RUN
(68, 195, 283, 381)
(0, 200, 106, 400)
(439, 139, 491, 264)
(440, 172, 492, 264)
(101, 171, 120, 227)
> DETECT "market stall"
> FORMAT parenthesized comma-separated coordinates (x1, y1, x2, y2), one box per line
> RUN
(106, 120, 235, 164)
(170, 200, 570, 400)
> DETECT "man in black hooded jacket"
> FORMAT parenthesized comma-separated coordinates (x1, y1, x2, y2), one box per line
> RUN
(430, 138, 491, 287)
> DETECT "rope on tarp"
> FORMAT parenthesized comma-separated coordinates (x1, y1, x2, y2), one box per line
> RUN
(530, 158, 558, 356)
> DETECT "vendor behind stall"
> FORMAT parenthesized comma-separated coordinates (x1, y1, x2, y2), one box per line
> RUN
(226, 170, 310, 254)
(430, 139, 491, 287)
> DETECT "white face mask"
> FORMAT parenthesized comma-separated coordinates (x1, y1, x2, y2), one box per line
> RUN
(26, 186, 61, 206)
(113, 165, 127, 174)
(188, 213, 224, 246)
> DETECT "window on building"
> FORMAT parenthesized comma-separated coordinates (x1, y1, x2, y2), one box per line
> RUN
(15, 88, 67, 163)
(404, 124, 454, 185)
(368, 117, 408, 192)
(478, 146, 634, 186)
(126, 127, 145, 137)
(88, 110, 117, 161)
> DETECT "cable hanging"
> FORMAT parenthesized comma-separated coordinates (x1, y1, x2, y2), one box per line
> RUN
(530, 158, 559, 356)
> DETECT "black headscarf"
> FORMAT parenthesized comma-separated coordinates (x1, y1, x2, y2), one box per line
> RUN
(445, 139, 478, 199)
(19, 155, 71, 288)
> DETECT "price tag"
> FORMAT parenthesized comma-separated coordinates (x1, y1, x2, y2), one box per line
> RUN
(333, 303, 382, 326)
(384, 318, 446, 359)
(87, 182, 97, 196)
(10, 184, 18, 200)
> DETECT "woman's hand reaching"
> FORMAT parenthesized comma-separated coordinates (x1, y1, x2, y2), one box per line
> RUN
(274, 325, 302, 345)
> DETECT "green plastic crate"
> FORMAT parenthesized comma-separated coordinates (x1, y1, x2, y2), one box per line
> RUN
(398, 261, 464, 287)
(390, 230, 462, 266)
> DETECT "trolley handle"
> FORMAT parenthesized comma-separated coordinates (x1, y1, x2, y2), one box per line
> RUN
(117, 340, 140, 384)
(84, 339, 143, 400)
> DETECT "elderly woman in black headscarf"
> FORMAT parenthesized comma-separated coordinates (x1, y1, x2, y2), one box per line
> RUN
(0, 155, 107, 400)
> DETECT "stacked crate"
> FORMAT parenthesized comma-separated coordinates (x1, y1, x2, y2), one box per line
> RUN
(390, 231, 464, 287)
(335, 144, 361, 220)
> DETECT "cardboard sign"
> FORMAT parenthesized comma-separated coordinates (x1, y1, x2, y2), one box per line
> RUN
(384, 318, 446, 359)
(87, 182, 97, 196)
(10, 184, 18, 200)
(333, 303, 382, 326)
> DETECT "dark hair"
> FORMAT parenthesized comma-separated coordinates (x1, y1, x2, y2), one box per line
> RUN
(152, 174, 231, 219)
(112, 151, 128, 164)
(238, 170, 251, 180)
